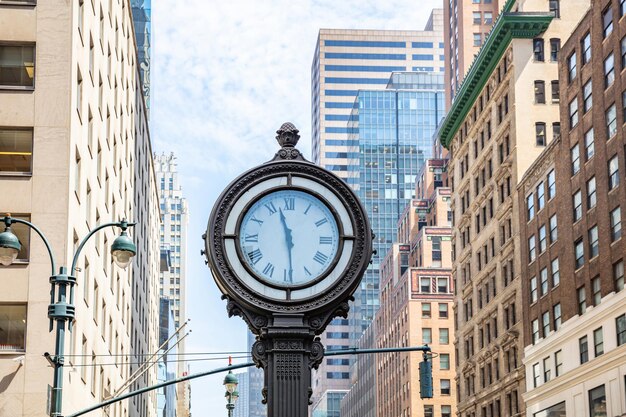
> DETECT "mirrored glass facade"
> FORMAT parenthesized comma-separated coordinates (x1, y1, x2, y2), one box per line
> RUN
(131, 0, 151, 112)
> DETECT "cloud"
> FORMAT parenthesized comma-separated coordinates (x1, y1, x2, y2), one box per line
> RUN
(150, 0, 441, 415)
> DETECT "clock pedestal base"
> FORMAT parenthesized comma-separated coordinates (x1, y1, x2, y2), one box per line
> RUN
(251, 315, 324, 417)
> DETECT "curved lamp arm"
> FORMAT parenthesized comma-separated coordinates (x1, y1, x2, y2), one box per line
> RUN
(70, 219, 136, 275)
(2, 216, 57, 275)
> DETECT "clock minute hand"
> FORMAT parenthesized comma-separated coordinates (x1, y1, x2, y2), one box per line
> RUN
(279, 209, 294, 283)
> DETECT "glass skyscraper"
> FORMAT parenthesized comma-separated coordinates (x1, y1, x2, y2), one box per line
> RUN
(131, 0, 151, 112)
(350, 72, 445, 332)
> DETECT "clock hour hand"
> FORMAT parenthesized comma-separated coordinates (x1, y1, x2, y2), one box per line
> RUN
(279, 209, 294, 283)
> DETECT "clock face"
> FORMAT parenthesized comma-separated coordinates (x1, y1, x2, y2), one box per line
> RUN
(238, 190, 340, 286)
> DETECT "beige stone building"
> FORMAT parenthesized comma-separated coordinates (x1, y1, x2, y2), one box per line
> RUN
(375, 158, 455, 417)
(438, 1, 590, 416)
(0, 0, 161, 416)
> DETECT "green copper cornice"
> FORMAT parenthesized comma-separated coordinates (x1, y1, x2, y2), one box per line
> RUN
(439, 12, 554, 149)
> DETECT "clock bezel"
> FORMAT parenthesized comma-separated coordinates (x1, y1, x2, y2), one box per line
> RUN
(234, 186, 347, 290)
(206, 158, 372, 314)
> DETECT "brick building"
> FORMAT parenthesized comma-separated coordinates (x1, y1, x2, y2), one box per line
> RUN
(519, 2, 626, 415)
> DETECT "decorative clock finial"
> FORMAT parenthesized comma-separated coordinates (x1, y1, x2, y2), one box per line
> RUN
(276, 122, 300, 148)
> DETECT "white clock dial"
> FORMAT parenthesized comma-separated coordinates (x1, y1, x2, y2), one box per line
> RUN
(238, 190, 340, 285)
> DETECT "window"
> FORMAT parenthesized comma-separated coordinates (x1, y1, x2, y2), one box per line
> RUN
(579, 335, 589, 364)
(573, 190, 582, 221)
(529, 235, 536, 263)
(615, 261, 624, 291)
(571, 144, 580, 175)
(603, 5, 613, 38)
(527, 194, 535, 220)
(533, 363, 541, 387)
(440, 353, 450, 370)
(552, 122, 560, 138)
(548, 0, 560, 17)
(610, 207, 621, 241)
(422, 302, 431, 318)
(588, 385, 607, 417)
(551, 258, 560, 287)
(424, 405, 434, 417)
(537, 183, 545, 211)
(441, 379, 451, 395)
(608, 155, 619, 190)
(593, 327, 604, 356)
(0, 128, 33, 175)
(540, 268, 548, 295)
(0, 44, 35, 88)
(578, 286, 587, 314)
(437, 277, 448, 293)
(581, 32, 591, 64)
(592, 276, 601, 306)
(575, 239, 585, 269)
(439, 303, 448, 318)
(604, 53, 615, 88)
(583, 80, 592, 112)
(554, 350, 563, 377)
(530, 276, 538, 303)
(423, 328, 432, 344)
(547, 170, 555, 199)
(549, 215, 557, 243)
(539, 226, 547, 253)
(535, 122, 546, 146)
(542, 311, 550, 337)
(587, 177, 597, 209)
(421, 277, 431, 293)
(617, 314, 626, 345)
(473, 33, 482, 46)
(484, 12, 493, 24)
(442, 405, 452, 417)
(569, 98, 578, 128)
(533, 38, 544, 61)
(543, 357, 551, 383)
(551, 80, 559, 102)
(567, 52, 577, 82)
(534, 81, 545, 104)
(584, 128, 594, 160)
(473, 11, 481, 24)
(622, 36, 626, 68)
(532, 319, 539, 344)
(0, 304, 27, 351)
(606, 104, 617, 139)
(440, 328, 449, 344)
(550, 38, 560, 61)
(553, 303, 561, 330)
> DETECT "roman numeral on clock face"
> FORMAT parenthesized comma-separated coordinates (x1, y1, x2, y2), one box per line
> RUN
(283, 198, 295, 211)
(313, 251, 329, 265)
(262, 263, 275, 277)
(315, 218, 328, 227)
(250, 216, 263, 226)
(244, 234, 258, 243)
(248, 249, 262, 265)
(264, 202, 277, 215)
(319, 236, 332, 244)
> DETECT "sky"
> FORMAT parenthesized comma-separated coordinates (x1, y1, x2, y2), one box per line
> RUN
(150, 0, 441, 414)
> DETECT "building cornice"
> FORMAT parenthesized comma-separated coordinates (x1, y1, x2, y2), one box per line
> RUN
(438, 12, 554, 148)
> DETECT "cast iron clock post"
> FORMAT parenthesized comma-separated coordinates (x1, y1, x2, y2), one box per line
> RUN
(204, 123, 372, 417)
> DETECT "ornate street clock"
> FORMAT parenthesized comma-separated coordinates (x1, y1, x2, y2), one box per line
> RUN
(204, 122, 372, 417)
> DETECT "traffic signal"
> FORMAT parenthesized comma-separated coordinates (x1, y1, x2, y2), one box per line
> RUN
(419, 355, 433, 399)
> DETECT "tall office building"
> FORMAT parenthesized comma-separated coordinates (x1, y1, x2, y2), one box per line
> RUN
(231, 371, 250, 417)
(157, 299, 178, 417)
(443, 0, 506, 106)
(0, 0, 161, 416)
(519, 2, 626, 414)
(246, 331, 266, 417)
(310, 15, 445, 414)
(154, 153, 190, 417)
(438, 1, 590, 415)
(131, 0, 151, 113)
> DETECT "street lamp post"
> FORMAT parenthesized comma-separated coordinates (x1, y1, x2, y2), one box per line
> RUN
(223, 365, 239, 417)
(0, 214, 137, 417)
